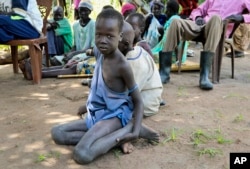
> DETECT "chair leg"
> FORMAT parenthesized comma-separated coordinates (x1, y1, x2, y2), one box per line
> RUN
(10, 46, 19, 73)
(28, 45, 42, 84)
(230, 45, 235, 79)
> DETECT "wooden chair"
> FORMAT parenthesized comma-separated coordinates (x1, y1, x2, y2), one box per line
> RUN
(0, 0, 52, 84)
(177, 20, 235, 84)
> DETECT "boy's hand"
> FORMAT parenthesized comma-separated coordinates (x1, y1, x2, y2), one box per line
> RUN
(116, 132, 139, 143)
(77, 105, 87, 117)
(195, 16, 205, 26)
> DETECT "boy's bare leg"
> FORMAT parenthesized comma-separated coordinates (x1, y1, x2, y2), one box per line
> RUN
(73, 117, 123, 164)
(42, 65, 64, 70)
(42, 64, 77, 78)
(51, 119, 88, 145)
(73, 119, 159, 164)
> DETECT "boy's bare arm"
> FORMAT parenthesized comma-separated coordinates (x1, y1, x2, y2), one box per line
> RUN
(117, 62, 143, 142)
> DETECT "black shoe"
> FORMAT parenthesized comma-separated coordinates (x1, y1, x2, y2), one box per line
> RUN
(226, 51, 244, 58)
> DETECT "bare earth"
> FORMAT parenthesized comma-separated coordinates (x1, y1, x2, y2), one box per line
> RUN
(1, 45, 250, 169)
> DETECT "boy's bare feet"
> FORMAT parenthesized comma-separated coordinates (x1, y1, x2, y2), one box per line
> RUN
(121, 142, 134, 154)
(140, 124, 160, 144)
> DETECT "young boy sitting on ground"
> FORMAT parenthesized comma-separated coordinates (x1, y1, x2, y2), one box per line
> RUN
(47, 6, 73, 58)
(51, 9, 159, 164)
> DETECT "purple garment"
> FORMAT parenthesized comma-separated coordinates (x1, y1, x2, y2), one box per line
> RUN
(73, 0, 81, 9)
(85, 48, 134, 129)
(189, 0, 250, 37)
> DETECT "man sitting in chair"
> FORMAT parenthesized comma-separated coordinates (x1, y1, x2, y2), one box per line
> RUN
(0, 0, 43, 43)
(159, 0, 250, 90)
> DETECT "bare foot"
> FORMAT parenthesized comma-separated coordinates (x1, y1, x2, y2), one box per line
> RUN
(19, 60, 27, 79)
(24, 59, 33, 80)
(140, 124, 160, 144)
(121, 142, 134, 154)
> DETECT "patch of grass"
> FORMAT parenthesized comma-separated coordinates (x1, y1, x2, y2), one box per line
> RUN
(177, 86, 187, 96)
(35, 154, 46, 163)
(198, 148, 222, 157)
(222, 93, 248, 100)
(233, 114, 244, 123)
(162, 128, 180, 144)
(190, 129, 211, 147)
(35, 151, 61, 163)
(112, 149, 122, 159)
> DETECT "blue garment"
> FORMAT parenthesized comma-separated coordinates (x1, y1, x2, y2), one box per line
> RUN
(85, 48, 134, 129)
(12, 0, 28, 10)
(0, 15, 40, 43)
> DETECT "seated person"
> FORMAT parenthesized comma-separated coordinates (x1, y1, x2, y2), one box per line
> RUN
(152, 0, 188, 64)
(125, 13, 154, 58)
(159, 0, 250, 90)
(119, 21, 163, 117)
(47, 6, 73, 57)
(19, 1, 96, 79)
(51, 9, 159, 164)
(0, 0, 43, 43)
(144, 0, 166, 48)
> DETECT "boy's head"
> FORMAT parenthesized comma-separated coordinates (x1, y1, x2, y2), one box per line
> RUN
(95, 9, 124, 55)
(118, 21, 135, 55)
(53, 6, 64, 21)
(78, 1, 93, 20)
(166, 0, 179, 17)
(102, 5, 114, 11)
(125, 13, 145, 40)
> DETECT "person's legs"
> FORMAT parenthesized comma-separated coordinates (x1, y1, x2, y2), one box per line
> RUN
(200, 15, 223, 90)
(47, 30, 57, 56)
(160, 18, 202, 83)
(0, 15, 40, 43)
(51, 119, 88, 145)
(55, 35, 65, 55)
(73, 118, 159, 164)
(73, 117, 123, 164)
(42, 64, 77, 78)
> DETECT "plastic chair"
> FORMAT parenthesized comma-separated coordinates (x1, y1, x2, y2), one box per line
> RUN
(0, 0, 52, 84)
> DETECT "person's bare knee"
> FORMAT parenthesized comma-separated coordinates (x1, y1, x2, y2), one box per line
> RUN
(51, 125, 67, 145)
(73, 146, 93, 164)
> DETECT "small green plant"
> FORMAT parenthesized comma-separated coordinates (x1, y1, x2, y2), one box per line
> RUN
(112, 149, 122, 159)
(198, 148, 222, 157)
(216, 135, 233, 144)
(190, 129, 211, 147)
(36, 154, 46, 162)
(177, 86, 187, 96)
(233, 114, 244, 122)
(162, 128, 178, 144)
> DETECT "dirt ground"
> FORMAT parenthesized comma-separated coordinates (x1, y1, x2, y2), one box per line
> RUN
(1, 44, 250, 169)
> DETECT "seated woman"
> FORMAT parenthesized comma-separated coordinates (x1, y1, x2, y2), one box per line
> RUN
(144, 0, 167, 48)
